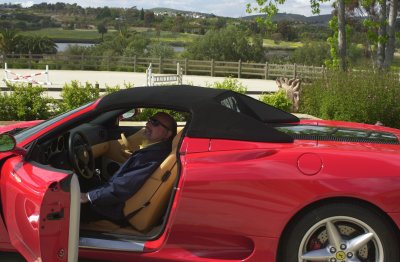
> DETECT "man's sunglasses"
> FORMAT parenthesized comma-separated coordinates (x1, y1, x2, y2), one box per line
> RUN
(148, 117, 170, 131)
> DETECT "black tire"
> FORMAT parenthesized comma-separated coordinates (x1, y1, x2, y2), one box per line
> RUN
(278, 202, 400, 262)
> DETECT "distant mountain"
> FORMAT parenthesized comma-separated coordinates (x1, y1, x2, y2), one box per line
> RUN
(242, 13, 332, 25)
(149, 7, 331, 24)
(149, 7, 216, 18)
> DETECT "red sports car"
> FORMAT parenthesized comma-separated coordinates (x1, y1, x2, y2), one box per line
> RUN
(0, 120, 43, 135)
(0, 86, 399, 262)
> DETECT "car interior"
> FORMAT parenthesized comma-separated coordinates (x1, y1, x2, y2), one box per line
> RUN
(27, 107, 188, 239)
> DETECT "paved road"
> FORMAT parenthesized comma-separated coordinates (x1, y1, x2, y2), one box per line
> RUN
(1, 68, 278, 99)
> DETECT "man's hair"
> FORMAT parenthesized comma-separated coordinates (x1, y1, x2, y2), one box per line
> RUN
(157, 112, 177, 140)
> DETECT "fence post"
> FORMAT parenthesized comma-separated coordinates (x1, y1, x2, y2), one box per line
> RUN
(133, 55, 137, 72)
(264, 62, 269, 79)
(81, 53, 84, 70)
(28, 51, 32, 69)
(159, 57, 163, 74)
(184, 58, 188, 75)
(238, 59, 242, 78)
(211, 59, 214, 77)
(294, 63, 297, 78)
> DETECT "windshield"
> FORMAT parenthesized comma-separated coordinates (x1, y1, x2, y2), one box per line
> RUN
(15, 102, 95, 143)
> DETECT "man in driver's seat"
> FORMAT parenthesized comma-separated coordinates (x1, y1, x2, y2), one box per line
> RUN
(80, 112, 177, 225)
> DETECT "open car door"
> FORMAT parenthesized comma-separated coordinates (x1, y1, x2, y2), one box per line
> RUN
(0, 155, 80, 262)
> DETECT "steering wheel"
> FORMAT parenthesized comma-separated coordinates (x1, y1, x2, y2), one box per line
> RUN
(68, 131, 94, 179)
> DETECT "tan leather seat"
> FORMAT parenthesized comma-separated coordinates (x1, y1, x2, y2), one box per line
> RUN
(122, 127, 183, 232)
(80, 128, 183, 234)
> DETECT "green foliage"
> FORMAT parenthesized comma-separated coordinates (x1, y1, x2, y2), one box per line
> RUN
(186, 25, 264, 62)
(59, 81, 100, 112)
(246, 0, 283, 31)
(325, 16, 340, 69)
(16, 35, 57, 54)
(148, 42, 175, 58)
(207, 77, 247, 94)
(0, 92, 17, 121)
(97, 23, 108, 41)
(135, 108, 189, 122)
(291, 41, 330, 66)
(0, 29, 21, 53)
(121, 34, 150, 57)
(0, 83, 57, 120)
(259, 90, 292, 112)
(300, 70, 400, 128)
(104, 82, 133, 95)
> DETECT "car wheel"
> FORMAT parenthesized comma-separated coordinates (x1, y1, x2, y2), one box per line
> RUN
(279, 202, 399, 262)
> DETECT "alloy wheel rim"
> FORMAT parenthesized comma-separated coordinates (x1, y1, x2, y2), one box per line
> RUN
(298, 216, 384, 262)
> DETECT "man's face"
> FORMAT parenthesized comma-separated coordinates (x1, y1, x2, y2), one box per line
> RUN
(143, 113, 172, 144)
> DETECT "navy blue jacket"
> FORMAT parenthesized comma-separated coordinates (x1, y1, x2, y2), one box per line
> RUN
(87, 141, 171, 222)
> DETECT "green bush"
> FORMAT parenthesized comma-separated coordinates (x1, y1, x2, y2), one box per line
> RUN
(135, 108, 189, 122)
(207, 77, 247, 94)
(291, 41, 330, 66)
(0, 83, 57, 120)
(0, 92, 17, 121)
(259, 90, 292, 112)
(0, 81, 133, 120)
(300, 70, 400, 128)
(59, 81, 100, 112)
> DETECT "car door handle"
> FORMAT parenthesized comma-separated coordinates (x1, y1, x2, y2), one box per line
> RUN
(47, 208, 65, 220)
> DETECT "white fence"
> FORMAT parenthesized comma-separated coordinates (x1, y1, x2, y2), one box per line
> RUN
(3, 63, 51, 85)
(146, 63, 183, 86)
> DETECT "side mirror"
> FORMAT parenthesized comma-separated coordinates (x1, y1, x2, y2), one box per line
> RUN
(120, 109, 137, 121)
(0, 134, 16, 152)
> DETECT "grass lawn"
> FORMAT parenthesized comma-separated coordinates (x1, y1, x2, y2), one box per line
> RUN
(263, 39, 303, 49)
(141, 29, 200, 45)
(20, 28, 104, 42)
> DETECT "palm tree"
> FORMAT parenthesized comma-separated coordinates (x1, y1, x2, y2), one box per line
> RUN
(0, 29, 21, 54)
(16, 35, 57, 54)
(97, 23, 108, 41)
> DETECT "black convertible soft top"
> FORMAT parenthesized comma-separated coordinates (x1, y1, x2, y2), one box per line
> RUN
(97, 85, 299, 143)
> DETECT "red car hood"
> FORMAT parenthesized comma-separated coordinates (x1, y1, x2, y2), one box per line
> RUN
(0, 120, 43, 134)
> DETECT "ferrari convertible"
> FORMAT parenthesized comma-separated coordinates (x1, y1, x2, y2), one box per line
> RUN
(0, 85, 399, 262)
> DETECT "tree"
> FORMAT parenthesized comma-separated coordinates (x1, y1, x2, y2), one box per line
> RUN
(360, 0, 399, 70)
(291, 41, 330, 66)
(384, 0, 398, 69)
(247, 0, 349, 71)
(337, 0, 347, 71)
(148, 42, 174, 58)
(140, 8, 145, 20)
(96, 7, 112, 19)
(16, 35, 57, 54)
(0, 29, 21, 54)
(186, 25, 265, 62)
(276, 20, 297, 41)
(144, 11, 155, 27)
(97, 23, 108, 41)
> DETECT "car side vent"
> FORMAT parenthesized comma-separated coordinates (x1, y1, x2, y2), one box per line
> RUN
(290, 134, 400, 145)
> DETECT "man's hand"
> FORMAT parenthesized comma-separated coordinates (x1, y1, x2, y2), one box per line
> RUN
(81, 193, 89, 204)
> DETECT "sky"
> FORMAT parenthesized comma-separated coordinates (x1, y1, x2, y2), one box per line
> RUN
(4, 0, 334, 17)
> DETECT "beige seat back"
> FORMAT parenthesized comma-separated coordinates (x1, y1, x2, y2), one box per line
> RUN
(123, 128, 183, 232)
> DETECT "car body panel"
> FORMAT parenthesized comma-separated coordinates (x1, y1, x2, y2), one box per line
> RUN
(0, 156, 73, 262)
(0, 120, 43, 135)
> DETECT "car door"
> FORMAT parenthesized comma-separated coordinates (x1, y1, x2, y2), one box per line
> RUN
(0, 155, 80, 262)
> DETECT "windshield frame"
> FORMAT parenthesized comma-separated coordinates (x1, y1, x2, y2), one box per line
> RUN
(15, 102, 95, 143)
